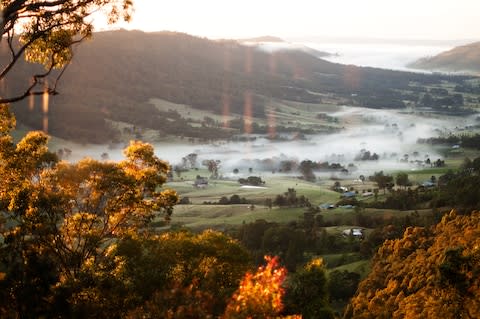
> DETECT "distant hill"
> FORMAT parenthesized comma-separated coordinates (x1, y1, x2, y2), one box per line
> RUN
(239, 35, 285, 43)
(238, 36, 331, 58)
(3, 30, 470, 143)
(408, 42, 480, 74)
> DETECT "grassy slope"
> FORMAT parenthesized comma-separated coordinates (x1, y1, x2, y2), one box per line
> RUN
(409, 41, 480, 73)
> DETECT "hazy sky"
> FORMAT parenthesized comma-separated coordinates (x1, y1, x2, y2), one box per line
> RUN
(104, 0, 480, 40)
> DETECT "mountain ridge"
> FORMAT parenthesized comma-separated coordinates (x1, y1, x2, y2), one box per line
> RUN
(408, 41, 480, 74)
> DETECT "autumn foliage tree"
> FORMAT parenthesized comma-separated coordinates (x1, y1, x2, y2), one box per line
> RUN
(223, 256, 301, 319)
(123, 230, 252, 318)
(0, 103, 179, 317)
(344, 210, 480, 319)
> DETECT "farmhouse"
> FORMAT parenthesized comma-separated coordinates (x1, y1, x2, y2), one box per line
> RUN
(341, 191, 356, 198)
(342, 228, 364, 238)
(194, 177, 209, 188)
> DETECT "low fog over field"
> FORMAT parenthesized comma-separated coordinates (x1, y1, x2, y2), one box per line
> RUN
(57, 106, 476, 179)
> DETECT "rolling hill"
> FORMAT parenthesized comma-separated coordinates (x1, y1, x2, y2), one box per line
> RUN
(408, 41, 480, 74)
(2, 30, 471, 143)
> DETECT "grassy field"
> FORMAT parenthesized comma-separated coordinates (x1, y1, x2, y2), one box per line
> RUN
(171, 204, 305, 228)
(329, 260, 371, 279)
(169, 175, 342, 205)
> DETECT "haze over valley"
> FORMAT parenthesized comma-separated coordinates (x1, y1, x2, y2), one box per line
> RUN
(2, 1, 480, 318)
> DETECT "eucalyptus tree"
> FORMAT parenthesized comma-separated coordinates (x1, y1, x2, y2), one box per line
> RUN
(0, 0, 134, 103)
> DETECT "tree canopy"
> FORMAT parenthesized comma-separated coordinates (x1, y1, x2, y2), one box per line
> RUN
(0, 0, 134, 103)
(0, 103, 182, 317)
(345, 210, 480, 319)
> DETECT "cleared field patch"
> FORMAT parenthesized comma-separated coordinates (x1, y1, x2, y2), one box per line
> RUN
(329, 260, 372, 279)
(171, 204, 305, 228)
(150, 98, 232, 123)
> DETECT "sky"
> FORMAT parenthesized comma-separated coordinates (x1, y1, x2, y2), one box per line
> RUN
(103, 0, 480, 41)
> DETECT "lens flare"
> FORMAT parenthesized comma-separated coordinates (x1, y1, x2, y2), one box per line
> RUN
(267, 105, 276, 138)
(222, 48, 231, 128)
(244, 46, 252, 74)
(343, 65, 361, 90)
(29, 93, 34, 111)
(222, 92, 230, 128)
(42, 116, 48, 134)
(243, 90, 252, 134)
(42, 85, 49, 133)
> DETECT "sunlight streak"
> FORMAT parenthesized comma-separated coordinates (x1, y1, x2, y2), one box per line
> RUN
(222, 48, 231, 128)
(266, 105, 276, 138)
(267, 54, 277, 138)
(43, 116, 48, 134)
(343, 65, 361, 90)
(245, 46, 252, 74)
(29, 78, 35, 111)
(28, 93, 34, 111)
(42, 84, 49, 133)
(243, 90, 252, 134)
(222, 92, 230, 128)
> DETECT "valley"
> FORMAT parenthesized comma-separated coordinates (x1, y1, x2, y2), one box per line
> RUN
(3, 27, 480, 318)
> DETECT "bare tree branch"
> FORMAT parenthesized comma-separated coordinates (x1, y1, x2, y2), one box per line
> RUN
(0, 54, 58, 104)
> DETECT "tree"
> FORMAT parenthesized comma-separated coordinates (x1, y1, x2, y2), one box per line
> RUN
(118, 230, 252, 318)
(0, 105, 179, 317)
(238, 176, 264, 186)
(186, 153, 198, 168)
(283, 258, 334, 318)
(370, 171, 394, 194)
(223, 256, 299, 319)
(1, 0, 134, 104)
(202, 159, 221, 179)
(299, 160, 316, 182)
(345, 211, 480, 319)
(328, 270, 360, 301)
(396, 172, 410, 189)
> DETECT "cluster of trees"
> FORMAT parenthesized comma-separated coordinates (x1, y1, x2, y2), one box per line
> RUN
(418, 133, 480, 149)
(202, 159, 221, 179)
(354, 149, 379, 161)
(455, 83, 480, 94)
(0, 104, 321, 318)
(297, 160, 350, 181)
(345, 211, 480, 318)
(272, 188, 311, 208)
(205, 194, 249, 205)
(238, 176, 265, 186)
(433, 158, 480, 212)
(355, 92, 406, 109)
(368, 171, 394, 193)
(419, 92, 464, 108)
(364, 188, 436, 210)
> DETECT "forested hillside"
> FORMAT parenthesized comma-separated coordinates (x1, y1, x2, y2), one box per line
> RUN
(3, 30, 470, 143)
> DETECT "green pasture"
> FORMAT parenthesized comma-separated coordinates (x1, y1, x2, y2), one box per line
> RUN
(170, 204, 305, 228)
(150, 98, 233, 123)
(168, 174, 342, 205)
(328, 260, 372, 279)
